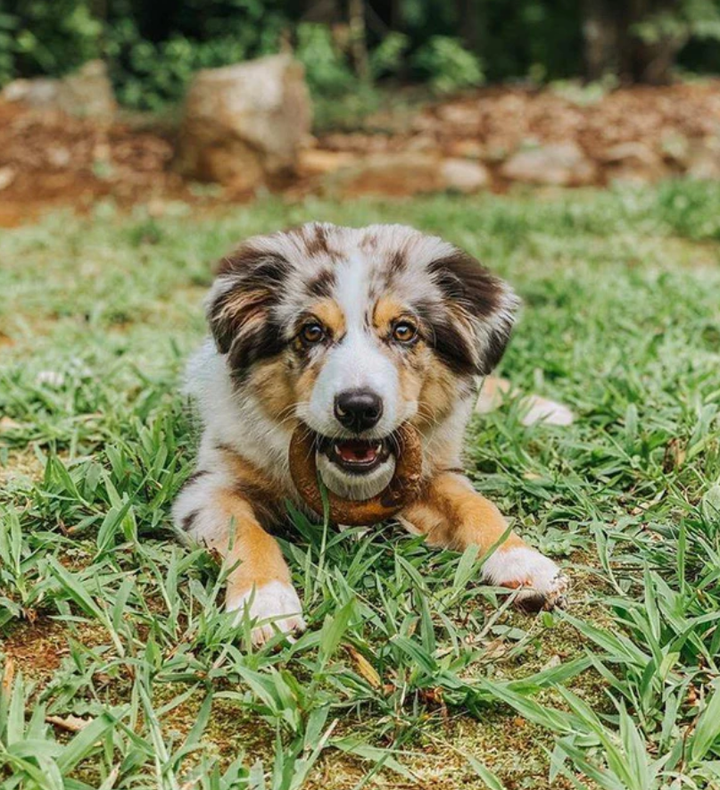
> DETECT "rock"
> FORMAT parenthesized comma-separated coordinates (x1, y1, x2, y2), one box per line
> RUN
(601, 141, 657, 166)
(46, 145, 71, 168)
(602, 141, 667, 184)
(404, 134, 438, 152)
(1, 78, 57, 106)
(324, 152, 490, 197)
(686, 136, 720, 180)
(0, 166, 16, 191)
(325, 153, 443, 196)
(447, 139, 485, 160)
(500, 142, 596, 186)
(520, 395, 575, 427)
(57, 61, 116, 119)
(440, 158, 490, 192)
(298, 149, 356, 175)
(436, 103, 480, 133)
(1, 61, 116, 120)
(475, 376, 575, 427)
(176, 54, 312, 190)
(661, 130, 691, 166)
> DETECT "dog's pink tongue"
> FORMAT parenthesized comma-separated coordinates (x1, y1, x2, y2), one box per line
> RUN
(336, 440, 378, 463)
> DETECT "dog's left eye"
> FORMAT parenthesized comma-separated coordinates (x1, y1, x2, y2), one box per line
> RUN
(392, 321, 417, 343)
(300, 323, 325, 344)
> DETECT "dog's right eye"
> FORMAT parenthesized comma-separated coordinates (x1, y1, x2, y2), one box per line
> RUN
(300, 323, 325, 344)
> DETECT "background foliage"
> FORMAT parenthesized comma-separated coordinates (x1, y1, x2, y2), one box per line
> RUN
(2, 0, 720, 110)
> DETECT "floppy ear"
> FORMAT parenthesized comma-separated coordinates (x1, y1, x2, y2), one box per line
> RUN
(428, 250, 520, 376)
(207, 245, 290, 373)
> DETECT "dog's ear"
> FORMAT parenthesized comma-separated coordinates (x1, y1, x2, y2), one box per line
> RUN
(428, 250, 520, 376)
(207, 245, 290, 372)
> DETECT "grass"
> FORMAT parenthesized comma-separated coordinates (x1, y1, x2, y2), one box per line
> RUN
(1, 181, 720, 789)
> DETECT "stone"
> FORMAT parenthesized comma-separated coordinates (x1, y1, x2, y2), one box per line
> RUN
(325, 152, 444, 196)
(47, 146, 71, 168)
(661, 130, 691, 166)
(602, 141, 667, 184)
(176, 54, 312, 190)
(475, 376, 575, 427)
(404, 134, 438, 152)
(686, 136, 720, 180)
(440, 158, 490, 192)
(1, 61, 116, 120)
(298, 149, 356, 175)
(500, 141, 596, 186)
(0, 167, 16, 191)
(447, 139, 485, 160)
(325, 152, 490, 196)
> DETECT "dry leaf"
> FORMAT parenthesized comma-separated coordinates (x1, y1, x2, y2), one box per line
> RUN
(663, 438, 686, 473)
(2, 657, 15, 698)
(346, 646, 381, 689)
(46, 714, 93, 733)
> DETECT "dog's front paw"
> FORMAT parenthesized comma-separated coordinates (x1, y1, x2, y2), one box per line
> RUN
(227, 581, 306, 645)
(482, 546, 568, 612)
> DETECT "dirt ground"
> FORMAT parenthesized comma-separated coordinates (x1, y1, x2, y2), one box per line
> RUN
(2, 79, 720, 226)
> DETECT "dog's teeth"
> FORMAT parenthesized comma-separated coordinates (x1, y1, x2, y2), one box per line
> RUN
(374, 442, 383, 453)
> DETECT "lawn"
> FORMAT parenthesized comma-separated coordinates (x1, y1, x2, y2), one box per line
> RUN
(1, 183, 720, 790)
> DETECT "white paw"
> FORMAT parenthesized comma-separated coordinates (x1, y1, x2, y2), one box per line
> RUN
(227, 581, 306, 645)
(482, 546, 568, 611)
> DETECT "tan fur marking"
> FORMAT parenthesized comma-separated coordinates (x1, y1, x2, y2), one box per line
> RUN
(398, 364, 423, 406)
(311, 298, 346, 338)
(221, 288, 268, 330)
(413, 354, 458, 430)
(249, 358, 296, 422)
(216, 446, 274, 492)
(372, 296, 406, 333)
(295, 361, 321, 407)
(215, 489, 291, 602)
(400, 472, 526, 556)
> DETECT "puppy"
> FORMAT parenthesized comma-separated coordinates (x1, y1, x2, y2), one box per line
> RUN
(173, 223, 567, 643)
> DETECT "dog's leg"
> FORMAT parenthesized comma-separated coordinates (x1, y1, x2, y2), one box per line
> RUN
(173, 465, 305, 644)
(399, 472, 567, 610)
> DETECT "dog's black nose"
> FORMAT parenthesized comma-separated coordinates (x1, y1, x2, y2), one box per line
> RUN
(334, 389, 383, 433)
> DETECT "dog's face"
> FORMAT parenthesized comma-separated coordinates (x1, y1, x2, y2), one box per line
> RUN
(207, 223, 518, 499)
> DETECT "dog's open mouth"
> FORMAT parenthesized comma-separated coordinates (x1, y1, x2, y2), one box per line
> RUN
(321, 437, 391, 473)
(315, 434, 397, 501)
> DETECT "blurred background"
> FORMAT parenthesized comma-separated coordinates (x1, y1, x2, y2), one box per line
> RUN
(2, 0, 720, 225)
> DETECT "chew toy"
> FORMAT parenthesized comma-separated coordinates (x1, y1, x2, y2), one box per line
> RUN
(288, 423, 423, 526)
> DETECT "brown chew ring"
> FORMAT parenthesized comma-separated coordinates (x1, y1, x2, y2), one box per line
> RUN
(288, 423, 424, 526)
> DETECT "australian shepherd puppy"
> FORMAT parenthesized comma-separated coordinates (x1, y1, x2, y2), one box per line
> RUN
(173, 222, 567, 643)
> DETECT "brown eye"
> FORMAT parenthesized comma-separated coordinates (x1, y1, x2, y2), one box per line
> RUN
(392, 321, 417, 343)
(300, 323, 325, 344)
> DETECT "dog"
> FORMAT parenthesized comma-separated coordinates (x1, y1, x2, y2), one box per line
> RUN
(173, 222, 567, 643)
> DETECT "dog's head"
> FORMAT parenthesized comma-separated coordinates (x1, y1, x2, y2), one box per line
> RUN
(207, 223, 519, 498)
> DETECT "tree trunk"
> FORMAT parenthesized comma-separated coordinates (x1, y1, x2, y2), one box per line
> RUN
(454, 0, 480, 53)
(390, 0, 404, 30)
(582, 0, 622, 80)
(348, 0, 370, 82)
(625, 0, 686, 84)
(582, 0, 685, 84)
